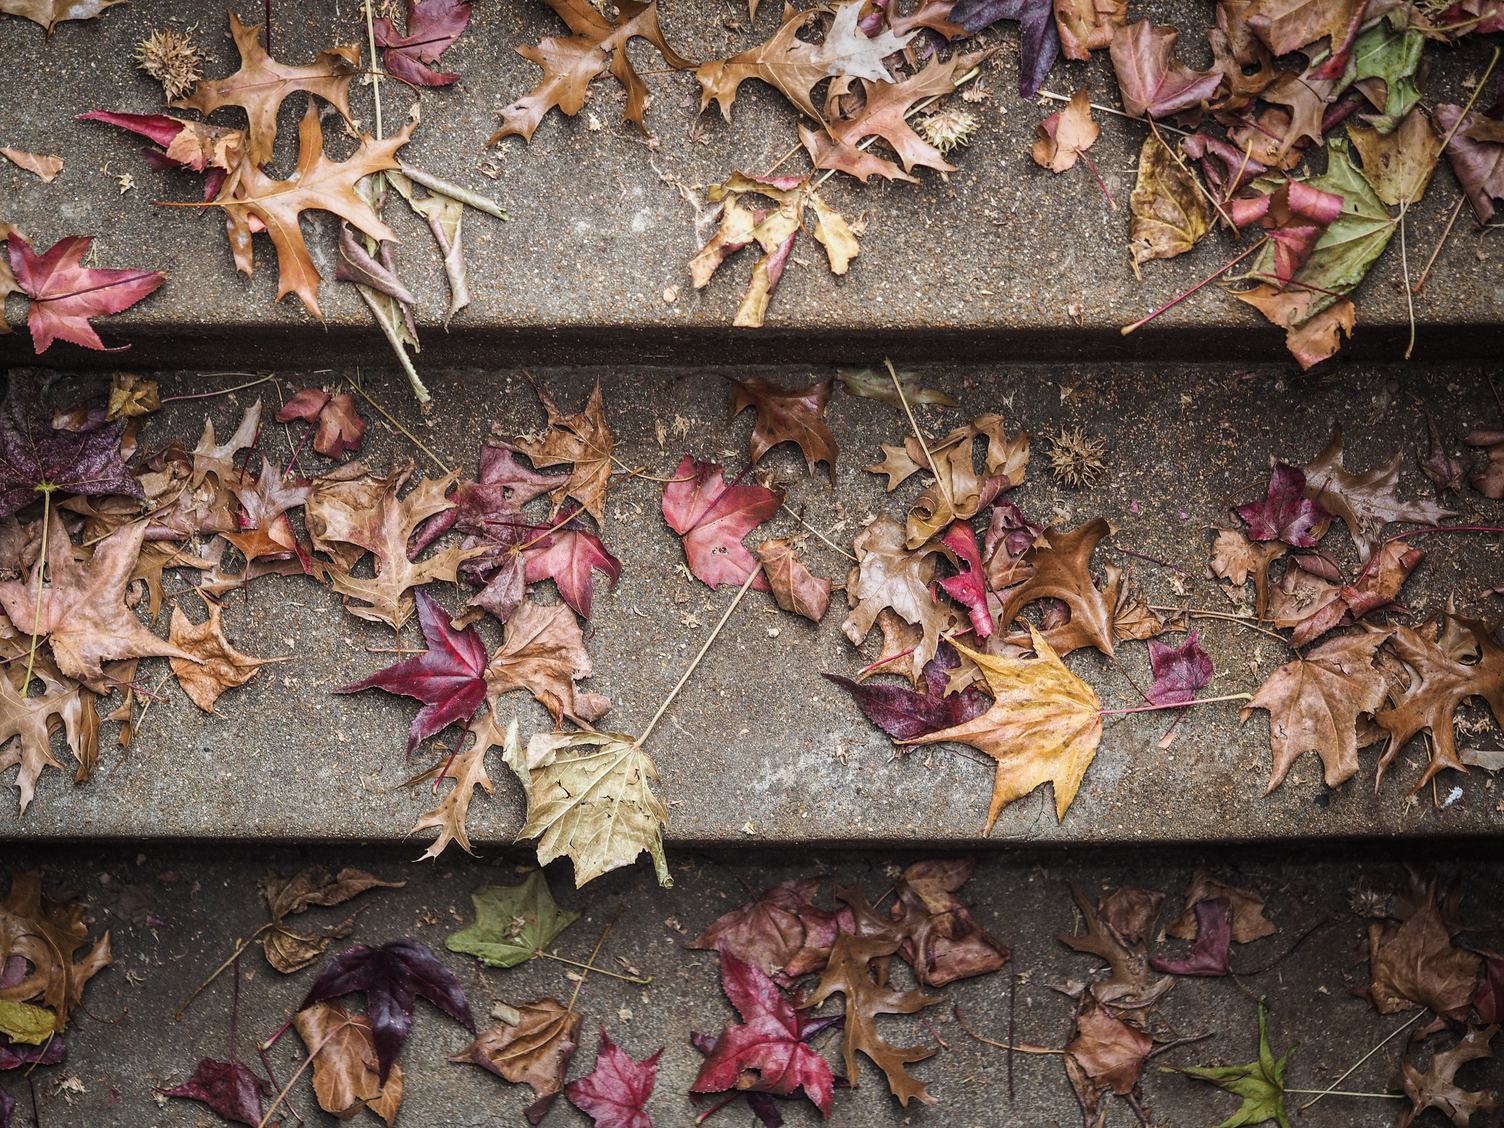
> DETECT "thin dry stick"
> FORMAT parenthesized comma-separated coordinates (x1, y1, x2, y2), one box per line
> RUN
(1038, 89, 1192, 137)
(1150, 118, 1234, 232)
(346, 378, 452, 473)
(1286, 1088, 1405, 1099)
(567, 907, 623, 1014)
(541, 949, 651, 985)
(256, 1020, 347, 1128)
(363, 0, 384, 139)
(175, 924, 274, 1020)
(1298, 1010, 1425, 1110)
(781, 503, 856, 561)
(635, 564, 763, 748)
(1120, 238, 1268, 336)
(159, 375, 274, 403)
(19, 488, 52, 699)
(1149, 605, 1292, 644)
(1099, 692, 1252, 716)
(952, 1006, 1061, 1054)
(885, 357, 956, 519)
(1400, 202, 1417, 359)
(1413, 193, 1466, 294)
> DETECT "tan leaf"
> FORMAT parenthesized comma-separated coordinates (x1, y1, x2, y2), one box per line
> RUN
(1245, 0, 1365, 56)
(509, 381, 614, 525)
(1055, 0, 1127, 58)
(1064, 994, 1153, 1122)
(294, 1002, 404, 1125)
(1057, 884, 1172, 1010)
(756, 538, 831, 623)
(1234, 284, 1356, 371)
(1349, 110, 1442, 207)
(906, 629, 1103, 829)
(1209, 528, 1285, 618)
(1031, 88, 1100, 173)
(1128, 133, 1210, 274)
(485, 600, 611, 725)
(0, 149, 61, 182)
(1398, 1025, 1500, 1128)
(258, 866, 404, 973)
(167, 593, 284, 712)
(998, 519, 1118, 657)
(1366, 882, 1481, 1019)
(411, 714, 511, 860)
(0, 0, 122, 32)
(0, 663, 98, 815)
(1303, 429, 1456, 562)
(0, 870, 112, 1032)
(841, 515, 956, 681)
(1240, 631, 1389, 791)
(450, 998, 582, 1121)
(106, 374, 160, 421)
(1166, 872, 1276, 943)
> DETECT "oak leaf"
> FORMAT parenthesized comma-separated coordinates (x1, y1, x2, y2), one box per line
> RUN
(0, 663, 98, 816)
(446, 870, 579, 968)
(485, 599, 611, 724)
(1058, 883, 1172, 1010)
(1032, 87, 1099, 173)
(1366, 883, 1481, 1020)
(1109, 21, 1221, 119)
(728, 375, 837, 480)
(662, 456, 781, 591)
(998, 519, 1118, 657)
(491, 0, 692, 143)
(0, 870, 112, 1032)
(451, 998, 581, 1125)
(375, 0, 472, 88)
(1128, 133, 1210, 272)
(294, 1002, 404, 1125)
(259, 866, 404, 974)
(566, 1029, 661, 1128)
(756, 538, 831, 623)
(512, 728, 669, 887)
(1210, 527, 1286, 619)
(841, 514, 956, 681)
(168, 594, 281, 713)
(174, 13, 358, 166)
(0, 0, 122, 32)
(1304, 429, 1454, 562)
(411, 714, 511, 859)
(1241, 631, 1389, 792)
(885, 858, 1009, 987)
(906, 629, 1103, 829)
(1398, 1026, 1500, 1128)
(7, 234, 164, 353)
(508, 382, 615, 525)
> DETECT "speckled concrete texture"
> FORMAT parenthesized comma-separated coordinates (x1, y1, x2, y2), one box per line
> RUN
(0, 1, 1500, 368)
(3, 362, 1501, 847)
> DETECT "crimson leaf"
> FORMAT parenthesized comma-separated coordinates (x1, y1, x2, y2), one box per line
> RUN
(0, 380, 142, 517)
(661, 456, 782, 591)
(522, 508, 622, 619)
(824, 642, 990, 742)
(299, 938, 475, 1083)
(336, 590, 487, 757)
(374, 0, 473, 87)
(1146, 632, 1213, 706)
(8, 234, 164, 353)
(1149, 898, 1232, 977)
(158, 1059, 269, 1128)
(1235, 463, 1331, 548)
(566, 1029, 662, 1128)
(935, 522, 994, 638)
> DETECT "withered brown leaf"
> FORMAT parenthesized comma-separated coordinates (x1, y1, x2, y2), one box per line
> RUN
(998, 519, 1118, 657)
(1166, 872, 1276, 944)
(508, 382, 614, 525)
(0, 662, 98, 816)
(842, 515, 956, 681)
(1366, 882, 1481, 1020)
(1397, 1025, 1500, 1128)
(1064, 993, 1153, 1124)
(728, 375, 837, 481)
(0, 869, 112, 1032)
(168, 593, 284, 713)
(1031, 87, 1099, 173)
(294, 1002, 404, 1125)
(485, 600, 611, 724)
(1128, 133, 1210, 274)
(757, 537, 832, 623)
(1304, 429, 1456, 562)
(260, 866, 404, 974)
(411, 713, 509, 860)
(451, 998, 582, 1125)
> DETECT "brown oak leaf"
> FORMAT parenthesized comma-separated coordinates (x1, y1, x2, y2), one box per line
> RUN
(1397, 1025, 1500, 1128)
(0, 869, 112, 1032)
(0, 0, 124, 34)
(451, 998, 582, 1125)
(485, 600, 611, 724)
(260, 866, 404, 974)
(1057, 884, 1173, 1011)
(294, 1002, 404, 1125)
(729, 375, 837, 480)
(1304, 429, 1456, 562)
(411, 713, 509, 860)
(0, 662, 98, 815)
(757, 537, 832, 623)
(168, 593, 284, 713)
(887, 858, 1009, 987)
(508, 382, 614, 525)
(1210, 528, 1286, 619)
(1064, 993, 1153, 1124)
(999, 519, 1119, 657)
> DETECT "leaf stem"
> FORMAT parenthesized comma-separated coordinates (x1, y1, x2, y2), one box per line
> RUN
(885, 356, 956, 519)
(159, 375, 274, 403)
(20, 488, 51, 700)
(1285, 1088, 1405, 1099)
(952, 1005, 1061, 1054)
(256, 1021, 344, 1128)
(1120, 238, 1267, 336)
(567, 907, 623, 1014)
(540, 950, 651, 985)
(780, 503, 856, 561)
(175, 923, 274, 1020)
(1148, 605, 1292, 644)
(1098, 692, 1251, 716)
(363, 0, 384, 140)
(1297, 1010, 1424, 1110)
(345, 377, 450, 473)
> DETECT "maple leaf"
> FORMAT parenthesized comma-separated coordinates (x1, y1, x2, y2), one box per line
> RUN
(1237, 463, 1332, 548)
(174, 12, 358, 165)
(0, 0, 122, 31)
(299, 938, 474, 1083)
(451, 998, 581, 1126)
(446, 870, 579, 969)
(337, 590, 486, 757)
(511, 728, 669, 887)
(1436, 104, 1504, 222)
(1376, 615, 1504, 791)
(1234, 284, 1356, 370)
(688, 879, 847, 980)
(1056, 0, 1126, 57)
(1110, 21, 1221, 119)
(728, 375, 837, 480)
(1365, 882, 1481, 1020)
(1304, 430, 1455, 562)
(952, 0, 1059, 97)
(411, 713, 512, 860)
(566, 1030, 662, 1128)
(159, 1059, 269, 1127)
(1063, 993, 1153, 1124)
(885, 859, 1010, 987)
(906, 629, 1103, 829)
(0, 513, 195, 689)
(508, 382, 615, 525)
(1398, 1026, 1500, 1128)
(0, 382, 141, 518)
(167, 593, 281, 713)
(1230, 180, 1345, 286)
(698, 2, 912, 122)
(294, 1002, 404, 1125)
(935, 521, 994, 638)
(523, 509, 622, 619)
(275, 388, 366, 458)
(1245, 0, 1364, 58)
(997, 519, 1117, 657)
(485, 599, 611, 724)
(0, 870, 112, 1032)
(200, 103, 414, 319)
(259, 867, 404, 974)
(827, 640, 990, 741)
(1032, 87, 1099, 173)
(1349, 110, 1442, 208)
(491, 0, 692, 143)
(456, 444, 568, 526)
(375, 0, 472, 87)
(807, 931, 941, 1105)
(841, 515, 957, 681)
(1241, 631, 1388, 792)
(0, 665, 100, 815)
(1128, 133, 1211, 272)
(1179, 1000, 1292, 1128)
(756, 537, 831, 623)
(7, 234, 163, 354)
(1167, 872, 1276, 944)
(0, 1034, 64, 1071)
(1146, 631, 1213, 706)
(690, 949, 836, 1116)
(690, 172, 859, 327)
(662, 456, 781, 591)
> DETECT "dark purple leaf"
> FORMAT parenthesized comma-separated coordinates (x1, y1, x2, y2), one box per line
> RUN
(0, 380, 142, 517)
(1149, 899, 1232, 977)
(158, 1059, 269, 1127)
(1420, 412, 1465, 494)
(1146, 631, 1213, 706)
(951, 0, 1059, 97)
(456, 445, 568, 530)
(0, 1033, 64, 1071)
(335, 590, 487, 757)
(0, 1085, 11, 1128)
(824, 642, 990, 742)
(300, 938, 475, 1083)
(565, 1029, 662, 1128)
(1474, 955, 1504, 1024)
(374, 0, 473, 87)
(1235, 463, 1331, 548)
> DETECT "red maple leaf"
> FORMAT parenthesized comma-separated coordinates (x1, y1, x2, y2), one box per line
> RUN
(566, 1029, 662, 1128)
(1235, 463, 1332, 548)
(691, 949, 836, 1117)
(661, 457, 782, 591)
(9, 234, 164, 353)
(276, 388, 366, 458)
(522, 508, 621, 619)
(335, 589, 486, 756)
(1146, 631, 1213, 706)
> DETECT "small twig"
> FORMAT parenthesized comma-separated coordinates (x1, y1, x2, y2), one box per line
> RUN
(781, 503, 856, 561)
(886, 357, 956, 518)
(1121, 238, 1268, 336)
(256, 1022, 343, 1128)
(346, 378, 451, 472)
(1099, 692, 1251, 716)
(567, 907, 623, 1014)
(1148, 605, 1292, 645)
(1039, 89, 1191, 136)
(1298, 1010, 1425, 1111)
(610, 454, 693, 484)
(1115, 547, 1192, 577)
(20, 487, 52, 699)
(1007, 970, 1017, 1100)
(175, 924, 273, 1020)
(159, 375, 274, 403)
(1079, 150, 1117, 211)
(541, 949, 652, 985)
(952, 1005, 1060, 1054)
(1413, 194, 1466, 295)
(1286, 1088, 1405, 1099)
(363, 0, 384, 139)
(1399, 203, 1417, 360)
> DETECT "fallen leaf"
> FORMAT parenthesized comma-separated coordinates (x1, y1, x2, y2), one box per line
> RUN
(1366, 882, 1481, 1020)
(0, 382, 142, 518)
(1167, 872, 1276, 944)
(887, 858, 1010, 987)
(905, 629, 1103, 829)
(167, 594, 279, 712)
(998, 519, 1118, 657)
(508, 382, 615, 525)
(1057, 884, 1172, 1010)
(688, 879, 846, 979)
(299, 938, 475, 1083)
(1179, 999, 1292, 1128)
(1110, 21, 1221, 119)
(951, 0, 1059, 97)
(294, 1002, 404, 1125)
(0, 0, 123, 32)
(756, 538, 831, 622)
(1420, 412, 1466, 494)
(260, 866, 404, 975)
(1237, 462, 1332, 548)
(485, 599, 612, 724)
(275, 388, 366, 458)
(1304, 429, 1454, 561)
(826, 639, 990, 741)
(1128, 132, 1211, 272)
(1397, 1025, 1500, 1128)
(106, 374, 160, 421)
(1149, 899, 1233, 976)
(1435, 103, 1504, 222)
(375, 0, 472, 87)
(566, 1029, 661, 1128)
(1063, 993, 1153, 1123)
(411, 714, 510, 859)
(662, 456, 781, 591)
(1348, 109, 1441, 207)
(0, 870, 111, 1032)
(728, 375, 837, 481)
(0, 662, 99, 815)
(7, 234, 163, 353)
(158, 1059, 269, 1128)
(1146, 631, 1213, 705)
(522, 509, 621, 619)
(1032, 87, 1099, 173)
(1466, 428, 1504, 499)
(451, 998, 581, 1125)
(1054, 0, 1126, 57)
(0, 149, 61, 182)
(1234, 284, 1356, 370)
(841, 514, 956, 681)
(837, 366, 958, 409)
(446, 870, 580, 968)
(0, 1000, 52, 1046)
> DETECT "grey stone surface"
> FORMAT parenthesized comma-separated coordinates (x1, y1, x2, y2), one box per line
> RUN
(0, 1, 1501, 368)
(3, 362, 1502, 850)
(4, 842, 1501, 1127)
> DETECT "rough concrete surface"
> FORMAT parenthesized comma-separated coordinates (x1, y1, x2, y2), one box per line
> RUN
(0, 2, 1501, 368)
(2, 842, 1501, 1127)
(3, 362, 1502, 850)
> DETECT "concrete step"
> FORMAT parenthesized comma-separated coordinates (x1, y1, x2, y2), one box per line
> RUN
(5, 362, 1501, 851)
(0, 1, 1500, 369)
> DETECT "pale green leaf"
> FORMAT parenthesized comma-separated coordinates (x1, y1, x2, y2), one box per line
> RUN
(446, 871, 580, 968)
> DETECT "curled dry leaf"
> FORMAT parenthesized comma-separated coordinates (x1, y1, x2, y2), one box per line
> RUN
(1055, 0, 1127, 58)
(1466, 428, 1504, 499)
(1063, 993, 1153, 1123)
(0, 659, 99, 816)
(1058, 884, 1172, 1010)
(1128, 133, 1210, 274)
(158, 1059, 269, 1128)
(951, 0, 1059, 98)
(0, 870, 112, 1032)
(837, 366, 957, 409)
(451, 998, 582, 1126)
(887, 857, 1010, 987)
(1435, 103, 1504, 222)
(508, 382, 615, 525)
(1235, 284, 1356, 371)
(1109, 21, 1221, 119)
(294, 1002, 404, 1125)
(1167, 872, 1276, 944)
(374, 0, 472, 88)
(1149, 898, 1233, 976)
(1031, 87, 1099, 173)
(1366, 883, 1481, 1020)
(0, 149, 61, 182)
(999, 518, 1118, 656)
(167, 594, 282, 713)
(486, 599, 612, 724)
(260, 866, 404, 974)
(688, 879, 846, 980)
(826, 639, 990, 742)
(756, 537, 831, 622)
(1304, 429, 1455, 563)
(1397, 1025, 1501, 1128)
(842, 515, 956, 681)
(728, 375, 837, 481)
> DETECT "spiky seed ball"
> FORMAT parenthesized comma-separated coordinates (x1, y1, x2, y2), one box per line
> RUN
(1047, 426, 1107, 490)
(135, 29, 203, 101)
(919, 107, 979, 154)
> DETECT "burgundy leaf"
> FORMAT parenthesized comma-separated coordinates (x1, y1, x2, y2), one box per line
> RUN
(1146, 631, 1213, 706)
(688, 879, 850, 980)
(336, 589, 487, 756)
(824, 642, 990, 742)
(1109, 21, 1221, 119)
(951, 0, 1059, 97)
(374, 0, 472, 87)
(158, 1059, 269, 1128)
(661, 456, 782, 591)
(1473, 955, 1503, 1024)
(9, 234, 164, 353)
(456, 445, 568, 527)
(1235, 463, 1332, 548)
(522, 508, 622, 618)
(935, 522, 994, 637)
(276, 388, 366, 458)
(462, 525, 530, 622)
(0, 1034, 65, 1071)
(300, 938, 474, 1083)
(566, 1029, 662, 1128)
(690, 950, 835, 1116)
(1149, 898, 1232, 977)
(78, 110, 186, 150)
(0, 380, 143, 517)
